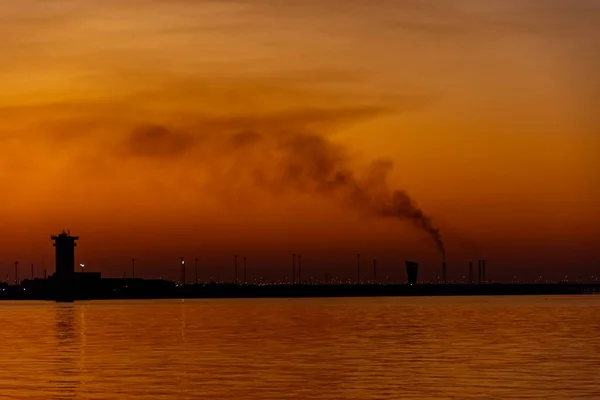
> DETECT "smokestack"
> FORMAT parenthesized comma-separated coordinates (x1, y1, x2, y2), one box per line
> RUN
(373, 258, 377, 283)
(442, 261, 447, 284)
(469, 261, 473, 284)
(357, 253, 360, 284)
(298, 255, 302, 284)
(405, 261, 418, 285)
(292, 254, 296, 285)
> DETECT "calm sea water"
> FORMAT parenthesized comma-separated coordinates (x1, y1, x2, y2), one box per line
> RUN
(0, 296, 599, 399)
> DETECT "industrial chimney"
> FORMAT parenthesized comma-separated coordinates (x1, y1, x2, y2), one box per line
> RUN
(405, 261, 418, 285)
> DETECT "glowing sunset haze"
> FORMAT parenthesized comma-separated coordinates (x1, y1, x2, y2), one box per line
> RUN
(0, 0, 598, 281)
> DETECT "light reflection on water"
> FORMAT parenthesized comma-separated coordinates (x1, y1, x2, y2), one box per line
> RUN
(0, 296, 599, 399)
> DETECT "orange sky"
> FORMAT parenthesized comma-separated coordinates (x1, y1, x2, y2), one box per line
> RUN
(0, 0, 598, 281)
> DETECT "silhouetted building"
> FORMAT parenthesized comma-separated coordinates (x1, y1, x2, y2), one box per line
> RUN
(51, 231, 79, 277)
(406, 261, 418, 285)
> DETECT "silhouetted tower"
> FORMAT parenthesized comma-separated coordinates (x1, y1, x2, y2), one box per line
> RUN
(180, 257, 186, 285)
(51, 231, 78, 278)
(482, 260, 486, 283)
(292, 254, 296, 285)
(195, 258, 198, 284)
(31, 264, 34, 280)
(442, 261, 447, 284)
(132, 258, 135, 279)
(469, 261, 473, 284)
(356, 253, 361, 284)
(298, 255, 302, 284)
(406, 261, 418, 285)
(373, 258, 377, 282)
(243, 256, 247, 284)
(14, 261, 18, 285)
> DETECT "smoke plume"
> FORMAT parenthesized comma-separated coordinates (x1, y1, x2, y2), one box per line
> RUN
(230, 129, 446, 258)
(125, 108, 445, 258)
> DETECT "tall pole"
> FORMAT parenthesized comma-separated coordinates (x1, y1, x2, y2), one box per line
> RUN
(180, 257, 185, 285)
(31, 264, 34, 280)
(482, 260, 486, 283)
(373, 258, 377, 283)
(469, 261, 473, 284)
(292, 254, 296, 285)
(298, 255, 302, 284)
(356, 253, 360, 284)
(195, 258, 198, 284)
(234, 254, 238, 284)
(132, 258, 135, 279)
(14, 261, 18, 285)
(243, 257, 247, 284)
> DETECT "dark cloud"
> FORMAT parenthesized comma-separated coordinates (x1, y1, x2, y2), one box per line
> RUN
(120, 106, 387, 159)
(127, 125, 194, 158)
(267, 132, 446, 257)
(230, 131, 263, 148)
(121, 105, 445, 257)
